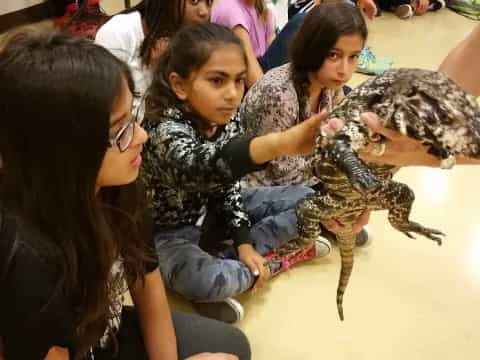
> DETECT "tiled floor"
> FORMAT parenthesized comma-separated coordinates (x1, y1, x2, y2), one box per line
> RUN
(6, 2, 480, 359)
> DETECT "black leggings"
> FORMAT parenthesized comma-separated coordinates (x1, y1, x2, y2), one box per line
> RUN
(94, 307, 251, 360)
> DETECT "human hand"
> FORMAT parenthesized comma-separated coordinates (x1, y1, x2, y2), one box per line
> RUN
(359, 112, 440, 167)
(322, 210, 370, 235)
(185, 353, 239, 360)
(357, 0, 378, 19)
(150, 37, 170, 67)
(280, 111, 344, 157)
(238, 244, 270, 289)
(414, 0, 429, 15)
(44, 346, 70, 360)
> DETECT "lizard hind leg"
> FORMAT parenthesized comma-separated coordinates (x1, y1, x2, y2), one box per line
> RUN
(296, 194, 326, 245)
(385, 181, 444, 245)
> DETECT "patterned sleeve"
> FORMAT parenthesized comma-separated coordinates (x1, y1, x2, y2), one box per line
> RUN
(210, 181, 252, 246)
(240, 80, 307, 185)
(150, 118, 258, 192)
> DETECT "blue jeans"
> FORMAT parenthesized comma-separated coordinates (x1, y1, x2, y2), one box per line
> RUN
(154, 185, 313, 302)
(258, 12, 306, 73)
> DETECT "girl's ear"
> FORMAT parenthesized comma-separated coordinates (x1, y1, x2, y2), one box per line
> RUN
(169, 72, 188, 101)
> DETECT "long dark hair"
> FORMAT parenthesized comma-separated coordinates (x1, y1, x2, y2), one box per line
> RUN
(147, 22, 246, 120)
(0, 31, 150, 358)
(125, 0, 185, 67)
(290, 1, 367, 121)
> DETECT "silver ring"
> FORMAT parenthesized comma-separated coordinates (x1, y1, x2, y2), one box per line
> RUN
(370, 141, 386, 156)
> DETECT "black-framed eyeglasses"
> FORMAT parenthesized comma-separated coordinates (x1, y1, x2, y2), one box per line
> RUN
(108, 96, 144, 152)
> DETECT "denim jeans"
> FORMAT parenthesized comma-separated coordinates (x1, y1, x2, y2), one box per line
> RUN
(258, 12, 307, 73)
(154, 185, 313, 302)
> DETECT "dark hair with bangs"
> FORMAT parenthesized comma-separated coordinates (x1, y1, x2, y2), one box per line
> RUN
(0, 31, 150, 358)
(146, 22, 247, 119)
(290, 1, 367, 121)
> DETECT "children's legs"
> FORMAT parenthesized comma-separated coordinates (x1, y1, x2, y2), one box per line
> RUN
(100, 307, 251, 360)
(173, 310, 251, 360)
(154, 225, 255, 302)
(257, 12, 306, 72)
(439, 24, 480, 97)
(241, 185, 314, 255)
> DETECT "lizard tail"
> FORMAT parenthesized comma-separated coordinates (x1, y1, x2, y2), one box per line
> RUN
(336, 230, 356, 321)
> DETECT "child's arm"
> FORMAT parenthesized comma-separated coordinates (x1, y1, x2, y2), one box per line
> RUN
(153, 119, 265, 191)
(240, 82, 310, 184)
(439, 24, 480, 97)
(130, 268, 178, 360)
(232, 26, 264, 87)
(249, 111, 331, 164)
(153, 111, 330, 190)
(356, 0, 378, 19)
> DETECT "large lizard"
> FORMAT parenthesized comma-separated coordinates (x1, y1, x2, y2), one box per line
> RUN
(296, 68, 480, 320)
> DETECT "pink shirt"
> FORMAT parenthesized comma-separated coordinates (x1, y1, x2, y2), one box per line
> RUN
(211, 0, 275, 58)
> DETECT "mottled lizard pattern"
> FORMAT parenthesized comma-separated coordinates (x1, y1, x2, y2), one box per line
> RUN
(296, 68, 480, 320)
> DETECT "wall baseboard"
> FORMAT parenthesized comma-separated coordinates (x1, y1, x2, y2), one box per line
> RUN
(0, 3, 50, 33)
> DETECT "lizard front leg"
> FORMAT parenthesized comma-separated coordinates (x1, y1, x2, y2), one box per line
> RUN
(296, 192, 329, 245)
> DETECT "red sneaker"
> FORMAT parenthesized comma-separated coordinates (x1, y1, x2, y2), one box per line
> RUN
(264, 238, 331, 276)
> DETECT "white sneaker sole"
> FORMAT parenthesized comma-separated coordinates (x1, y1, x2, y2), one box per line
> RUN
(225, 297, 244, 322)
(315, 237, 332, 257)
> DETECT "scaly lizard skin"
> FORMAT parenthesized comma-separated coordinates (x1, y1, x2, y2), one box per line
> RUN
(296, 68, 480, 320)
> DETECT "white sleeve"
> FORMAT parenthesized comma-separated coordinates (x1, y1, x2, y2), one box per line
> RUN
(94, 18, 138, 64)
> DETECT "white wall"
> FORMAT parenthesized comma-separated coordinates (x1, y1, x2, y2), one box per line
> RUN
(0, 0, 47, 16)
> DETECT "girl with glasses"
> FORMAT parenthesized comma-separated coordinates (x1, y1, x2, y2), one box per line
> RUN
(0, 31, 250, 360)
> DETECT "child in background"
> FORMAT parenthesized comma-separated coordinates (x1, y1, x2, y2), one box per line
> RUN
(287, 0, 393, 76)
(211, 0, 276, 86)
(376, 0, 445, 19)
(141, 23, 335, 323)
(240, 2, 371, 246)
(95, 0, 214, 119)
